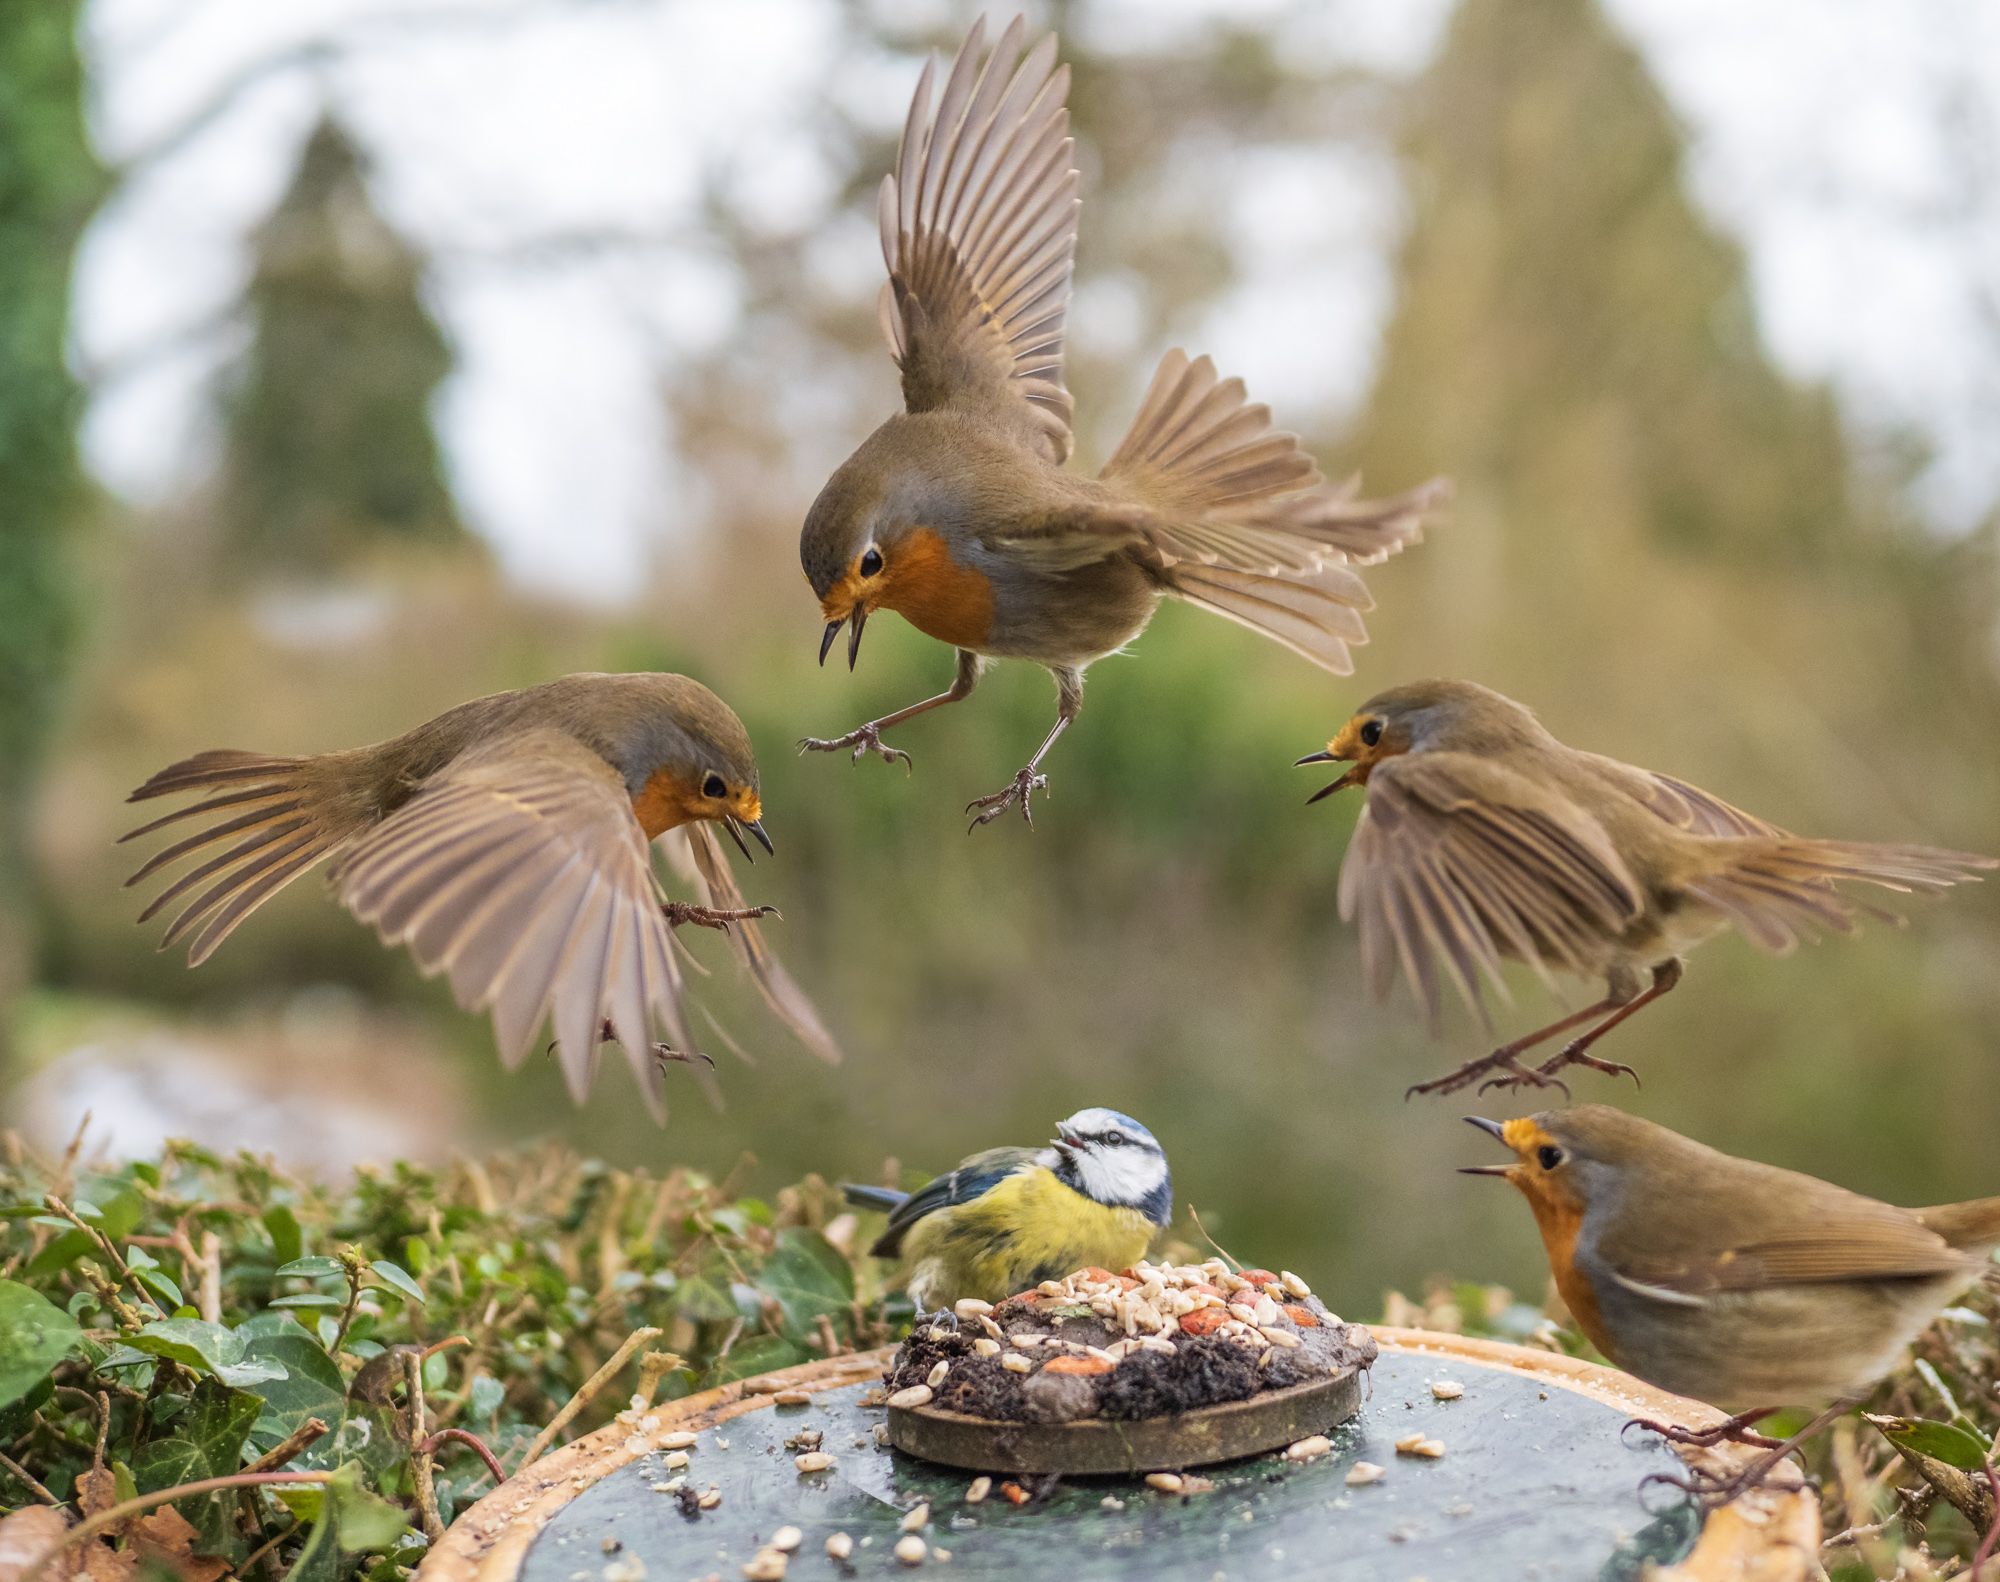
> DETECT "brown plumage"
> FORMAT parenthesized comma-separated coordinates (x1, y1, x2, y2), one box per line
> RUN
(1466, 1106, 2000, 1503)
(798, 16, 1446, 827)
(123, 673, 839, 1118)
(1300, 680, 1995, 1095)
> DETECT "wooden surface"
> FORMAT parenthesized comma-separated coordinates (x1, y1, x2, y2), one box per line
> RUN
(419, 1330, 1820, 1582)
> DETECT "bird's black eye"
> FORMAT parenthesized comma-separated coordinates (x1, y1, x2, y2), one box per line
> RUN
(859, 547, 883, 577)
(702, 773, 727, 799)
(1536, 1145, 1565, 1171)
(1359, 718, 1384, 748)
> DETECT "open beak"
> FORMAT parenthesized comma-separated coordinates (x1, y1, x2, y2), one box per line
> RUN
(1296, 750, 1362, 805)
(818, 620, 842, 666)
(844, 606, 867, 671)
(722, 816, 774, 863)
(1458, 1115, 1515, 1176)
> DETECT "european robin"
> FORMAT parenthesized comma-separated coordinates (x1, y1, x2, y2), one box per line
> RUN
(1298, 679, 1994, 1095)
(799, 16, 1445, 828)
(122, 672, 839, 1117)
(1463, 1106, 2000, 1502)
(841, 1107, 1170, 1311)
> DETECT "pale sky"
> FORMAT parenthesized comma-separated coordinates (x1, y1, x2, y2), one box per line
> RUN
(74, 0, 2000, 600)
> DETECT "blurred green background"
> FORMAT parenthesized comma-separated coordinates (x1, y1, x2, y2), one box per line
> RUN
(5, 0, 1998, 1328)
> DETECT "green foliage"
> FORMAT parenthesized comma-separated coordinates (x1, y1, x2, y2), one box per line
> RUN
(0, 1138, 897, 1580)
(215, 116, 470, 577)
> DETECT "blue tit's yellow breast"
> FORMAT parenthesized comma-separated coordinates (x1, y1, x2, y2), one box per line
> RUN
(898, 1167, 1160, 1308)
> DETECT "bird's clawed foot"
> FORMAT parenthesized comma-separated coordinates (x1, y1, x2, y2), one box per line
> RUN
(1407, 1050, 1569, 1102)
(548, 1023, 716, 1070)
(965, 767, 1047, 831)
(797, 722, 912, 771)
(1533, 1040, 1642, 1089)
(1637, 1455, 1808, 1514)
(1622, 1411, 1784, 1453)
(662, 901, 779, 933)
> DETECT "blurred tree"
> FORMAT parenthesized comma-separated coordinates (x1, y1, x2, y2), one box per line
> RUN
(0, 2, 99, 1079)
(214, 114, 469, 578)
(1354, 0, 1854, 571)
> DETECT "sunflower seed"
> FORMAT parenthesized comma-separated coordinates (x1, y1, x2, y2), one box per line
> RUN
(1346, 1461, 1386, 1486)
(925, 1360, 950, 1389)
(1281, 1271, 1311, 1298)
(659, 1431, 698, 1450)
(770, 1526, 802, 1552)
(972, 1337, 1001, 1357)
(900, 1503, 930, 1533)
(663, 1451, 690, 1469)
(794, 1452, 835, 1473)
(773, 1390, 812, 1407)
(1285, 1435, 1332, 1462)
(965, 1476, 991, 1504)
(824, 1534, 853, 1561)
(894, 1535, 928, 1566)
(1431, 1381, 1464, 1400)
(697, 1489, 721, 1510)
(954, 1298, 993, 1320)
(1394, 1432, 1428, 1454)
(886, 1385, 934, 1409)
(1145, 1472, 1185, 1493)
(1259, 1327, 1301, 1348)
(1000, 1353, 1033, 1374)
(740, 1548, 786, 1580)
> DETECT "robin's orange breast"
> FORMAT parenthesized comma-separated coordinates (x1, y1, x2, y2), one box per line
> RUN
(1528, 1197, 1619, 1367)
(876, 527, 995, 649)
(631, 767, 701, 839)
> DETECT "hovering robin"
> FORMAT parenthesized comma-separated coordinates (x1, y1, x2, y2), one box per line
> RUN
(799, 15, 1444, 828)
(1298, 679, 1994, 1095)
(842, 1107, 1171, 1311)
(122, 672, 839, 1118)
(1463, 1106, 2000, 1503)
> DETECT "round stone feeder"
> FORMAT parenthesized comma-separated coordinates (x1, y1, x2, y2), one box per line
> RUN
(421, 1330, 1819, 1582)
(888, 1365, 1365, 1475)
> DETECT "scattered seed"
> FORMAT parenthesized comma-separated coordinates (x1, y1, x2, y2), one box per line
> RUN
(1145, 1472, 1185, 1494)
(825, 1534, 853, 1561)
(601, 1539, 620, 1553)
(697, 1489, 721, 1510)
(659, 1431, 698, 1450)
(1000, 1353, 1033, 1374)
(1431, 1381, 1464, 1401)
(1394, 1432, 1428, 1454)
(1346, 1461, 1386, 1487)
(663, 1450, 690, 1470)
(1285, 1435, 1332, 1462)
(1412, 1439, 1446, 1458)
(741, 1549, 786, 1581)
(954, 1298, 993, 1320)
(872, 1424, 890, 1447)
(1280, 1271, 1310, 1298)
(603, 1559, 644, 1582)
(785, 1429, 822, 1453)
(894, 1535, 928, 1566)
(794, 1451, 835, 1473)
(932, 1548, 952, 1562)
(972, 1338, 1001, 1358)
(999, 1481, 1030, 1505)
(925, 1360, 950, 1389)
(886, 1384, 935, 1409)
(773, 1390, 812, 1407)
(965, 1477, 991, 1504)
(1259, 1326, 1301, 1349)
(769, 1527, 802, 1554)
(900, 1503, 930, 1533)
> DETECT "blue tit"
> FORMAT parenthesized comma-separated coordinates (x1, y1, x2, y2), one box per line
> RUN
(842, 1107, 1173, 1311)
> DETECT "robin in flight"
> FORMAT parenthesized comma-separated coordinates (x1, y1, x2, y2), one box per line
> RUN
(799, 15, 1444, 828)
(1464, 1106, 2000, 1504)
(1299, 679, 1994, 1096)
(842, 1107, 1171, 1312)
(122, 672, 839, 1119)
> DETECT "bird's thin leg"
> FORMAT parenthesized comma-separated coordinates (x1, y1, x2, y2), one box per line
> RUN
(543, 1021, 715, 1071)
(1531, 959, 1683, 1084)
(1623, 1407, 1784, 1452)
(662, 899, 778, 933)
(1405, 996, 1623, 1099)
(967, 667, 1081, 831)
(799, 649, 982, 770)
(1640, 1397, 1855, 1511)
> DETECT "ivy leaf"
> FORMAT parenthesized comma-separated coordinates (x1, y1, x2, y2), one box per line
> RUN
(759, 1229, 855, 1341)
(0, 1279, 81, 1408)
(263, 1206, 304, 1267)
(127, 1318, 291, 1388)
(1873, 1415, 1994, 1471)
(244, 1332, 348, 1463)
(367, 1261, 424, 1305)
(327, 1464, 409, 1551)
(702, 1334, 806, 1386)
(130, 1378, 264, 1556)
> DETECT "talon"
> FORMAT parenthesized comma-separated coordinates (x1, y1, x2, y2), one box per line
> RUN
(1534, 1042, 1643, 1088)
(650, 1042, 716, 1071)
(965, 768, 1047, 832)
(799, 723, 912, 771)
(663, 901, 780, 932)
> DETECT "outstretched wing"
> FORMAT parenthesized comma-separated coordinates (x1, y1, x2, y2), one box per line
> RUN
(675, 822, 842, 1065)
(871, 1147, 1039, 1259)
(878, 16, 1080, 461)
(329, 728, 694, 1120)
(1338, 754, 1644, 1027)
(1576, 753, 1787, 839)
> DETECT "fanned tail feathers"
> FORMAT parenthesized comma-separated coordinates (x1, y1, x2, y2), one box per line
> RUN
(1105, 349, 1445, 672)
(1687, 836, 1996, 954)
(123, 750, 368, 965)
